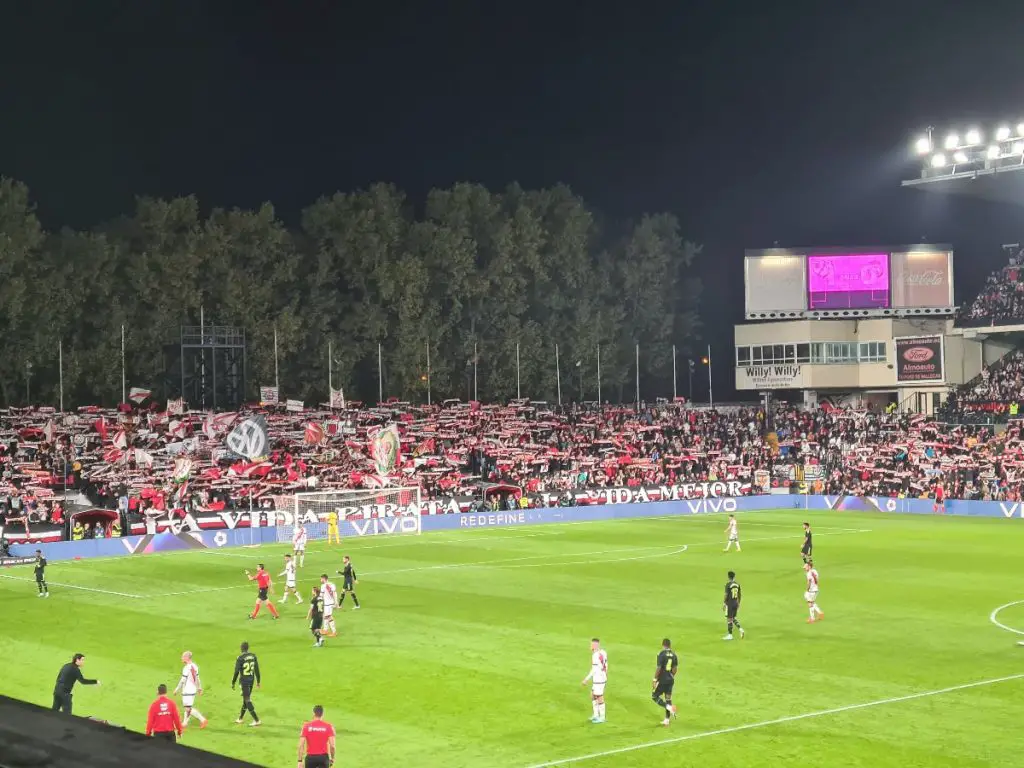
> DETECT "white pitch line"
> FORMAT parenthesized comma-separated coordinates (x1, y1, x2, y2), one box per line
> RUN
(479, 546, 688, 570)
(141, 528, 872, 597)
(0, 573, 141, 598)
(522, 673, 1024, 768)
(989, 600, 1024, 637)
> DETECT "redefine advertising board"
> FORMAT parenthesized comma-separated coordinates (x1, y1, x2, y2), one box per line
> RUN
(807, 253, 890, 310)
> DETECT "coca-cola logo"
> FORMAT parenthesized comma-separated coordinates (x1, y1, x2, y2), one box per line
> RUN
(903, 270, 944, 286)
(903, 346, 935, 362)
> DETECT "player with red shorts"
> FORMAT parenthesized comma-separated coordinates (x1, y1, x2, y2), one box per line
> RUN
(246, 563, 280, 620)
(933, 482, 945, 514)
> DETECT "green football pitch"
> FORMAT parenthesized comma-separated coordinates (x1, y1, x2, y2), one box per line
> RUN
(2, 509, 1023, 768)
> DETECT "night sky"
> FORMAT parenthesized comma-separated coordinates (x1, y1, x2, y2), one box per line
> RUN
(4, 1, 1024, 374)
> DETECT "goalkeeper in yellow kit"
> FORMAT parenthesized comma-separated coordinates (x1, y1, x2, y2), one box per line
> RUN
(327, 509, 341, 545)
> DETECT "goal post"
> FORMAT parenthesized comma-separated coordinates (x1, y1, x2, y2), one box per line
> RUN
(273, 486, 423, 544)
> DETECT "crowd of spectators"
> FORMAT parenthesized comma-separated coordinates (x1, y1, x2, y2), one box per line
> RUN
(958, 248, 1024, 326)
(940, 349, 1024, 423)
(3, 383, 1024, 545)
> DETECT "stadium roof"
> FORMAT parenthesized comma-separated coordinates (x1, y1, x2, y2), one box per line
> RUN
(902, 164, 1024, 207)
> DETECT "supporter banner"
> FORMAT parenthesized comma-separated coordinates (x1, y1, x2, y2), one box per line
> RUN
(895, 336, 944, 382)
(127, 480, 752, 534)
(259, 386, 279, 405)
(286, 399, 304, 413)
(736, 364, 805, 389)
(330, 388, 346, 409)
(890, 251, 953, 308)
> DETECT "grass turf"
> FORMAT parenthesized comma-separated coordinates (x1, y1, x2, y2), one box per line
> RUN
(1, 509, 1023, 768)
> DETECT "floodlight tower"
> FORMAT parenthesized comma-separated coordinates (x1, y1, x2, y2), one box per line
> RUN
(902, 119, 1024, 205)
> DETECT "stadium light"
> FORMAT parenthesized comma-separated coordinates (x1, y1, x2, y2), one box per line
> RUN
(1018, 122, 1024, 137)
(987, 145, 1001, 159)
(996, 125, 1012, 141)
(953, 151, 968, 164)
(914, 136, 932, 155)
(931, 153, 947, 168)
(965, 128, 982, 145)
(943, 134, 959, 150)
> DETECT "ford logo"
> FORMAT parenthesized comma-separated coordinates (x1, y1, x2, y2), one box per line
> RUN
(903, 346, 934, 362)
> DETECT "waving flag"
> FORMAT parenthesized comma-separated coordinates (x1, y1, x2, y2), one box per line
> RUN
(225, 416, 269, 461)
(370, 424, 401, 479)
(330, 387, 346, 409)
(305, 422, 326, 446)
(129, 387, 152, 404)
(173, 457, 194, 482)
(203, 412, 237, 441)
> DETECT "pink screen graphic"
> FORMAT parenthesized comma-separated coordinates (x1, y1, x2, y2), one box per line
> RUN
(807, 254, 889, 309)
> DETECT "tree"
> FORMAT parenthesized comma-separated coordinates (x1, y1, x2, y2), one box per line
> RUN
(0, 177, 703, 407)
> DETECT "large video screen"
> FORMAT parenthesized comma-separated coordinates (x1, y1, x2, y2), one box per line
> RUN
(807, 253, 890, 310)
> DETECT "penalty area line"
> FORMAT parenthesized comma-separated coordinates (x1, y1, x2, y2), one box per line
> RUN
(523, 673, 1024, 768)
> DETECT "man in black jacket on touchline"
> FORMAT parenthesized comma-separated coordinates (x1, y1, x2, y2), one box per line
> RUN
(52, 653, 100, 714)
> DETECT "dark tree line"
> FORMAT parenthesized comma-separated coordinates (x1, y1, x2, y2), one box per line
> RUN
(0, 177, 704, 407)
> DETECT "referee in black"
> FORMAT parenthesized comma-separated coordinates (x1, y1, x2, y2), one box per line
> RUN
(52, 653, 100, 714)
(232, 641, 262, 727)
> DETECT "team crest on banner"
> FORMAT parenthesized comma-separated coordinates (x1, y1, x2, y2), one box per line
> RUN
(226, 416, 270, 461)
(370, 424, 401, 480)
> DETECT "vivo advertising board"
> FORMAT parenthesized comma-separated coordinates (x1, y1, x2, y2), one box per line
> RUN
(889, 250, 954, 308)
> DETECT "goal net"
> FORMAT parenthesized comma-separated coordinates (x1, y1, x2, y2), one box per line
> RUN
(273, 486, 423, 544)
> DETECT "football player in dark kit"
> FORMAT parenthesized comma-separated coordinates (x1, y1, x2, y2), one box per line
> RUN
(308, 586, 326, 648)
(651, 638, 679, 726)
(723, 571, 745, 640)
(231, 641, 262, 726)
(801, 522, 813, 563)
(336, 554, 360, 609)
(34, 549, 48, 597)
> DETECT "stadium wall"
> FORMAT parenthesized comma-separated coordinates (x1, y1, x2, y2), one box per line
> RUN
(4, 496, 1022, 564)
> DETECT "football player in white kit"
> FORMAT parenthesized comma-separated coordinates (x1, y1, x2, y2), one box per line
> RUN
(319, 573, 338, 637)
(580, 638, 608, 724)
(292, 524, 308, 568)
(723, 514, 741, 552)
(804, 560, 824, 623)
(173, 651, 207, 729)
(278, 554, 303, 605)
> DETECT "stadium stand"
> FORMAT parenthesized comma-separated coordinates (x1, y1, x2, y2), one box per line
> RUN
(958, 246, 1024, 326)
(5, 386, 1024, 546)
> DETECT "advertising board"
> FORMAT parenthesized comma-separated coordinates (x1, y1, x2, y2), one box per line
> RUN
(744, 252, 807, 314)
(890, 250, 954, 308)
(807, 253, 890, 310)
(895, 336, 945, 382)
